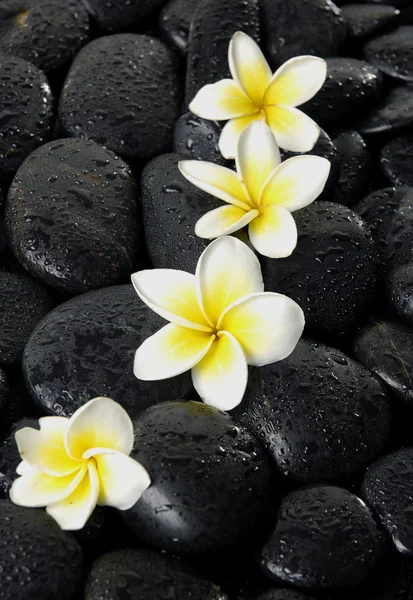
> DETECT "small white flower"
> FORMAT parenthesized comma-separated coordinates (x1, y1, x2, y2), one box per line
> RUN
(10, 397, 150, 531)
(189, 31, 327, 159)
(179, 121, 330, 258)
(132, 236, 305, 411)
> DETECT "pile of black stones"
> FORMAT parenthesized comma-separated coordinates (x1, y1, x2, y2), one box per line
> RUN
(1, 0, 413, 598)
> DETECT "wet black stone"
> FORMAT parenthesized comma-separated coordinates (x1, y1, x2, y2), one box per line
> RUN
(257, 590, 317, 600)
(257, 485, 387, 589)
(362, 448, 413, 555)
(141, 153, 221, 272)
(0, 54, 53, 183)
(0, 0, 90, 74)
(303, 58, 383, 128)
(0, 417, 38, 499)
(364, 26, 413, 83)
(333, 130, 372, 206)
(0, 271, 52, 366)
(85, 548, 228, 600)
(375, 190, 413, 270)
(5, 138, 139, 295)
(353, 319, 413, 404)
(122, 401, 278, 555)
(261, 0, 346, 66)
(159, 0, 199, 55)
(59, 34, 180, 160)
(342, 4, 401, 40)
(369, 0, 413, 7)
(381, 133, 413, 187)
(184, 0, 260, 106)
(0, 500, 84, 600)
(0, 369, 9, 422)
(173, 113, 225, 165)
(23, 284, 192, 418)
(358, 86, 413, 136)
(261, 202, 378, 337)
(85, 0, 168, 32)
(386, 263, 413, 325)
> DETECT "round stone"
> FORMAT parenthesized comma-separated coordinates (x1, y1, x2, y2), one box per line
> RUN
(380, 133, 413, 187)
(386, 263, 413, 325)
(342, 4, 401, 40)
(173, 113, 226, 165)
(358, 86, 413, 136)
(364, 26, 413, 83)
(333, 130, 372, 206)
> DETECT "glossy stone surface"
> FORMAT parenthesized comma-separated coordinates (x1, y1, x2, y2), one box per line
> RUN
(364, 26, 413, 83)
(358, 86, 413, 136)
(159, 0, 199, 55)
(386, 263, 413, 325)
(380, 134, 413, 187)
(173, 113, 225, 165)
(342, 4, 401, 40)
(333, 130, 372, 206)
(85, 0, 168, 32)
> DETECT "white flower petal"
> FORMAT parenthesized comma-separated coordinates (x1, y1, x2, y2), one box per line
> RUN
(16, 460, 35, 476)
(261, 155, 331, 210)
(178, 161, 251, 211)
(236, 121, 281, 206)
(248, 205, 298, 258)
(134, 323, 215, 381)
(196, 236, 264, 327)
(218, 292, 305, 367)
(218, 113, 264, 160)
(264, 56, 327, 107)
(46, 461, 99, 531)
(228, 31, 272, 105)
(195, 206, 258, 239)
(192, 331, 248, 411)
(131, 269, 210, 332)
(265, 105, 320, 152)
(65, 397, 134, 461)
(189, 79, 256, 120)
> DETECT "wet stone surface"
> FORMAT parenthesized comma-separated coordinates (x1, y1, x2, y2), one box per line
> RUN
(333, 130, 372, 206)
(173, 113, 226, 165)
(342, 4, 401, 40)
(364, 26, 413, 83)
(380, 133, 413, 187)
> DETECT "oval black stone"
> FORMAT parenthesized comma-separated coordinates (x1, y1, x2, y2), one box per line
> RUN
(23, 284, 192, 418)
(257, 485, 387, 589)
(5, 138, 139, 295)
(85, 548, 228, 600)
(0, 417, 38, 499)
(59, 34, 180, 160)
(232, 339, 393, 484)
(342, 4, 401, 40)
(358, 86, 413, 136)
(380, 133, 413, 187)
(0, 500, 84, 600)
(333, 130, 372, 206)
(261, 202, 378, 337)
(386, 263, 413, 325)
(85, 0, 168, 32)
(0, 0, 90, 74)
(173, 113, 225, 165)
(122, 401, 278, 555)
(159, 0, 199, 55)
(364, 26, 413, 83)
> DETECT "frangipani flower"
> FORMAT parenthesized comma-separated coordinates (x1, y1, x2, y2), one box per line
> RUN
(179, 121, 330, 258)
(10, 397, 150, 530)
(189, 31, 327, 159)
(132, 236, 304, 411)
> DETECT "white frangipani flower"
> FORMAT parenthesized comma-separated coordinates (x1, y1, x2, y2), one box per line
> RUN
(189, 31, 327, 159)
(10, 397, 150, 530)
(132, 236, 305, 411)
(179, 121, 330, 258)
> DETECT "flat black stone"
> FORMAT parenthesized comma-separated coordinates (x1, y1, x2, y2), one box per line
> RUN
(381, 133, 413, 187)
(59, 34, 180, 160)
(386, 263, 413, 325)
(342, 4, 401, 40)
(364, 26, 413, 83)
(257, 485, 387, 589)
(5, 138, 140, 295)
(23, 284, 192, 418)
(333, 130, 372, 206)
(159, 0, 199, 55)
(173, 113, 225, 165)
(85, 0, 168, 32)
(358, 86, 413, 135)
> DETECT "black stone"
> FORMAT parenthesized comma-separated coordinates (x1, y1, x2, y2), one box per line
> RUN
(261, 0, 346, 67)
(0, 54, 53, 182)
(173, 113, 226, 165)
(358, 86, 413, 136)
(0, 500, 84, 600)
(5, 138, 139, 295)
(0, 271, 52, 366)
(59, 34, 180, 160)
(257, 590, 317, 600)
(232, 339, 393, 484)
(261, 202, 378, 337)
(0, 417, 38, 499)
(0, 0, 90, 74)
(184, 0, 260, 106)
(369, 0, 413, 7)
(364, 26, 413, 83)
(386, 263, 413, 325)
(342, 4, 401, 40)
(257, 485, 387, 589)
(159, 0, 199, 55)
(23, 284, 192, 417)
(141, 153, 221, 272)
(353, 319, 413, 404)
(381, 133, 413, 187)
(362, 448, 413, 555)
(85, 0, 168, 32)
(0, 369, 9, 422)
(85, 548, 228, 600)
(122, 401, 278, 555)
(333, 130, 372, 206)
(380, 191, 413, 270)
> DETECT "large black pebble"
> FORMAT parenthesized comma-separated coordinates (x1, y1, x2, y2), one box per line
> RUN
(342, 4, 401, 40)
(85, 548, 228, 600)
(0, 54, 53, 182)
(0, 271, 52, 366)
(362, 448, 413, 555)
(353, 319, 413, 404)
(0, 500, 84, 600)
(173, 113, 226, 165)
(261, 202, 378, 337)
(386, 263, 413, 325)
(85, 0, 168, 32)
(0, 417, 38, 499)
(122, 401, 278, 554)
(364, 26, 413, 83)
(257, 485, 387, 589)
(141, 153, 221, 272)
(6, 138, 139, 295)
(380, 133, 413, 187)
(261, 0, 346, 66)
(257, 590, 317, 600)
(59, 34, 180, 160)
(333, 130, 372, 206)
(159, 0, 199, 55)
(0, 0, 90, 74)
(184, 0, 260, 106)
(358, 86, 413, 135)
(23, 285, 192, 417)
(232, 339, 392, 484)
